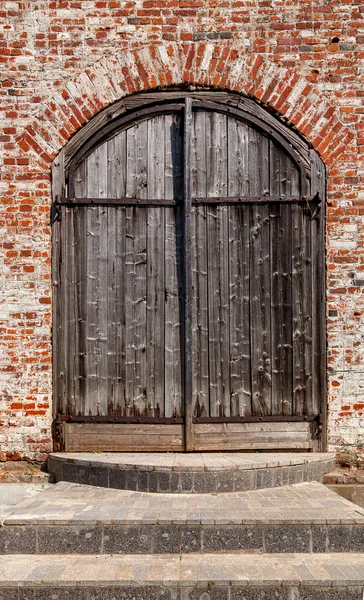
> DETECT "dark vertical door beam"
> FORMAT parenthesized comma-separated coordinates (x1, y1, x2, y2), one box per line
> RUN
(183, 97, 195, 451)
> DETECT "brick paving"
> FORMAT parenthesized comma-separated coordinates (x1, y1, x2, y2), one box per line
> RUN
(4, 481, 363, 527)
(48, 452, 336, 493)
(0, 553, 364, 589)
(50, 452, 335, 472)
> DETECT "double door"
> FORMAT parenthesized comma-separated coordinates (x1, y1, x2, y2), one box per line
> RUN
(54, 97, 324, 451)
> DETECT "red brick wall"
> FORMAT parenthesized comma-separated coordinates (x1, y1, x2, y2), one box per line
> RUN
(1, 0, 363, 460)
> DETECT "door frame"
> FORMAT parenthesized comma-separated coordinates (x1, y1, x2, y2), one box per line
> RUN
(51, 91, 327, 452)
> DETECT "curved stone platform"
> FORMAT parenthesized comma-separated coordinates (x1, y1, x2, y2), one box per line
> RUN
(48, 452, 336, 493)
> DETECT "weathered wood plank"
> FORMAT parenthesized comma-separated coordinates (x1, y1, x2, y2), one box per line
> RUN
(292, 202, 312, 416)
(195, 421, 311, 433)
(191, 109, 209, 419)
(86, 144, 109, 415)
(227, 116, 249, 197)
(65, 423, 184, 451)
(228, 205, 251, 417)
(247, 127, 269, 196)
(194, 422, 312, 451)
(250, 203, 272, 416)
(310, 149, 326, 449)
(206, 111, 230, 417)
(184, 97, 194, 449)
(164, 113, 183, 418)
(269, 143, 293, 416)
(107, 131, 126, 198)
(147, 116, 165, 416)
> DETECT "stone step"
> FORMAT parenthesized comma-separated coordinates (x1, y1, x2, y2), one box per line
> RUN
(48, 452, 336, 493)
(2, 481, 364, 555)
(1, 553, 364, 598)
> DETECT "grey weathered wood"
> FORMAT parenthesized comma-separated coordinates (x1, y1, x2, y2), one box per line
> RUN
(164, 113, 183, 417)
(228, 205, 251, 416)
(51, 150, 65, 428)
(291, 202, 311, 416)
(310, 149, 326, 450)
(64, 423, 183, 451)
(270, 143, 293, 416)
(184, 97, 194, 449)
(147, 116, 165, 416)
(194, 422, 312, 451)
(55, 99, 324, 451)
(206, 111, 230, 417)
(107, 131, 126, 198)
(64, 91, 310, 172)
(250, 203, 272, 416)
(227, 116, 249, 197)
(191, 109, 209, 419)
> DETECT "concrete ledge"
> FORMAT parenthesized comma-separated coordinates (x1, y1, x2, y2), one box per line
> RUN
(0, 553, 364, 599)
(48, 453, 336, 493)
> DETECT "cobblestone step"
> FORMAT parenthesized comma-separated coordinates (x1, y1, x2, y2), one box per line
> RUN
(1, 553, 364, 598)
(2, 481, 364, 555)
(48, 452, 336, 493)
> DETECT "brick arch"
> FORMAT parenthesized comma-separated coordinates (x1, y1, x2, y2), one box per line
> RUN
(17, 41, 352, 169)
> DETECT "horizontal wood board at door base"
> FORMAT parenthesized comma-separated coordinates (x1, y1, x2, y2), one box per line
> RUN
(194, 422, 313, 451)
(63, 421, 313, 452)
(63, 423, 183, 452)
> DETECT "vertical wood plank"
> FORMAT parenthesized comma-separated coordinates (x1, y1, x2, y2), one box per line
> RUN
(270, 143, 293, 415)
(125, 121, 148, 415)
(227, 118, 251, 417)
(184, 98, 194, 449)
(250, 203, 272, 416)
(107, 131, 126, 198)
(228, 205, 251, 416)
(291, 201, 312, 416)
(165, 113, 183, 418)
(107, 206, 126, 414)
(227, 117, 249, 197)
(147, 116, 165, 416)
(191, 110, 209, 418)
(51, 151, 65, 424)
(85, 145, 108, 415)
(311, 150, 326, 447)
(247, 128, 270, 196)
(206, 111, 230, 417)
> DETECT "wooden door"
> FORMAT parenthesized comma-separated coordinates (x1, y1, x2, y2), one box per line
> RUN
(53, 96, 326, 452)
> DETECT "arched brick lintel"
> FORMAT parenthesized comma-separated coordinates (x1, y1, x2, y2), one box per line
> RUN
(16, 42, 353, 169)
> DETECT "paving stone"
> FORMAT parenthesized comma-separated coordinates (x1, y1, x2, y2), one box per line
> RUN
(47, 453, 336, 493)
(311, 525, 328, 553)
(297, 589, 363, 599)
(193, 473, 218, 493)
(233, 470, 257, 492)
(0, 526, 36, 554)
(264, 525, 311, 553)
(103, 525, 152, 553)
(181, 589, 229, 599)
(138, 471, 149, 491)
(203, 526, 263, 552)
(38, 526, 102, 554)
(19, 590, 88, 600)
(327, 525, 364, 552)
(0, 589, 19, 600)
(153, 526, 201, 553)
(230, 590, 290, 599)
(88, 588, 176, 599)
(88, 467, 108, 488)
(108, 469, 127, 490)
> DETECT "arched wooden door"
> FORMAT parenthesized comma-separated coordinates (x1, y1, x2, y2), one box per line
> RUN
(53, 95, 326, 452)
